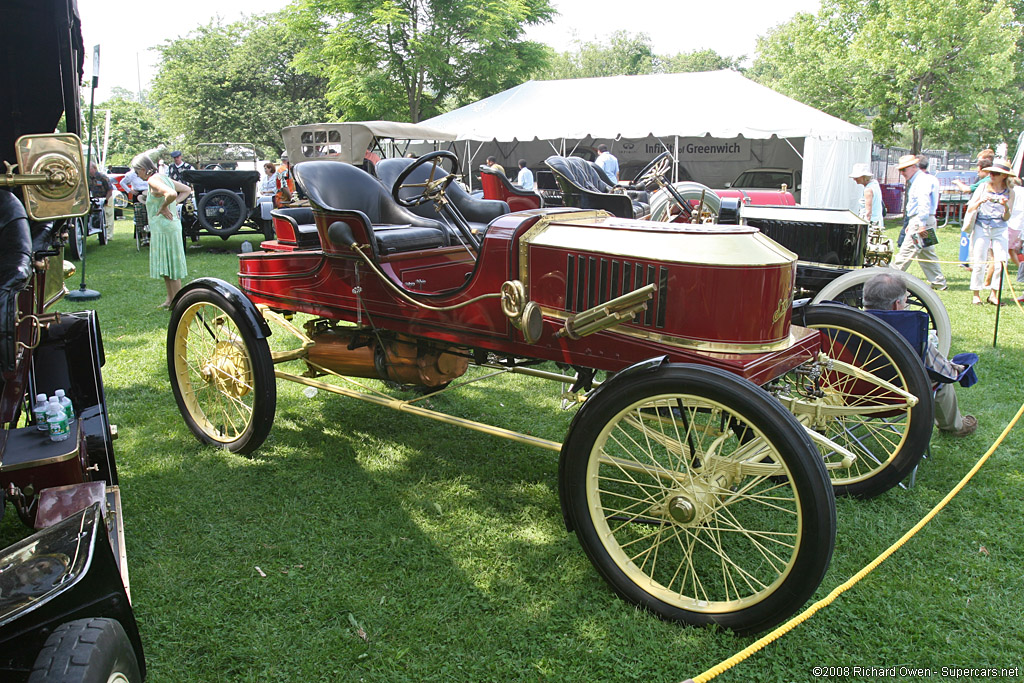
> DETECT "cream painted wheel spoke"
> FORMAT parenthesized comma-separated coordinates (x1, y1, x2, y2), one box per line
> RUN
(585, 390, 804, 613)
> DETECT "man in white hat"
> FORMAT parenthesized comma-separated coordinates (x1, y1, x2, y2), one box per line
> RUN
(892, 154, 948, 290)
(850, 162, 883, 228)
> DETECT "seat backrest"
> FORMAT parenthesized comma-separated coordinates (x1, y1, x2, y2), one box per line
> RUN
(544, 155, 635, 218)
(864, 309, 929, 360)
(589, 161, 616, 187)
(478, 167, 505, 201)
(544, 155, 614, 193)
(375, 158, 509, 225)
(478, 166, 543, 211)
(292, 160, 448, 232)
(270, 206, 315, 225)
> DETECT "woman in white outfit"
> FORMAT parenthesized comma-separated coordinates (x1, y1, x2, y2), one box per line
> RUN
(966, 160, 1014, 306)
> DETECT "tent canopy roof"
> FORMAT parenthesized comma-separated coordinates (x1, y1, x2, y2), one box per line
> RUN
(422, 71, 869, 143)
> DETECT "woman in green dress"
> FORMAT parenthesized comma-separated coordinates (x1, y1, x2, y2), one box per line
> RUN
(130, 153, 191, 308)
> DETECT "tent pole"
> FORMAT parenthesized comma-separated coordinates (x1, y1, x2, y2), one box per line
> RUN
(783, 137, 804, 160)
(674, 136, 679, 183)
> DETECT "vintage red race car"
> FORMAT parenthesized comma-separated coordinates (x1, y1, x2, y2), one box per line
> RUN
(166, 149, 932, 635)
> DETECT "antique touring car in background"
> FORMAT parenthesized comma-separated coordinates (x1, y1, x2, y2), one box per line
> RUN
(1, 1, 144, 680)
(167, 138, 933, 634)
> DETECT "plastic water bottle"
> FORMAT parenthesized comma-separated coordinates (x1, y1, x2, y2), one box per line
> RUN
(33, 393, 50, 431)
(54, 388, 74, 420)
(47, 400, 69, 442)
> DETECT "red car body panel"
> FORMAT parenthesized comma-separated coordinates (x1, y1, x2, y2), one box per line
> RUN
(245, 209, 817, 386)
(716, 188, 797, 206)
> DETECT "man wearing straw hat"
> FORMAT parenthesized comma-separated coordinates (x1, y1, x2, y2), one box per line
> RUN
(891, 154, 948, 290)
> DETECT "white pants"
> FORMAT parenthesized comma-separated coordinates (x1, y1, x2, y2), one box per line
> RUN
(892, 216, 946, 287)
(104, 196, 115, 238)
(970, 222, 1008, 291)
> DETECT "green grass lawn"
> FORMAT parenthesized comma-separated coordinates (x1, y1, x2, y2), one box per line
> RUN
(3, 216, 1023, 682)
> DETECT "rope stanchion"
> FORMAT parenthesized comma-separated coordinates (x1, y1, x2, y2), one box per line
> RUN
(682, 401, 1024, 683)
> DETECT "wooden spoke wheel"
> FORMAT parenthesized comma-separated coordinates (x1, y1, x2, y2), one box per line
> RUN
(167, 288, 276, 454)
(562, 364, 835, 635)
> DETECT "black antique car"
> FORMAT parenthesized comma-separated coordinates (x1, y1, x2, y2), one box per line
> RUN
(0, 1, 144, 680)
(178, 144, 273, 242)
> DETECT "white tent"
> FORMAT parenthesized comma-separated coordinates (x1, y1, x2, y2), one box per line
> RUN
(422, 70, 871, 209)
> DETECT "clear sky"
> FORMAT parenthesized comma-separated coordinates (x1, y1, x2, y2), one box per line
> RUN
(78, 0, 821, 102)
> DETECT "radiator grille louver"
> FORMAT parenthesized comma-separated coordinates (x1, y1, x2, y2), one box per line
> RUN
(563, 254, 667, 329)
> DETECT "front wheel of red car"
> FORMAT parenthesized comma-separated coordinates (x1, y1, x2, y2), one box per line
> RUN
(28, 618, 141, 683)
(168, 287, 276, 455)
(561, 364, 835, 636)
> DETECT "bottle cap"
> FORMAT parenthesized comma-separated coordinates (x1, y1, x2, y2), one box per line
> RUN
(36, 393, 47, 403)
(55, 389, 66, 398)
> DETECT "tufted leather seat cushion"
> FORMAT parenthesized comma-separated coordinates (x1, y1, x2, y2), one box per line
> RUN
(293, 160, 450, 254)
(543, 156, 648, 219)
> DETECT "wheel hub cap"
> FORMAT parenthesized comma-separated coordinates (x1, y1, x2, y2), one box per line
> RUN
(200, 339, 251, 398)
(667, 496, 696, 523)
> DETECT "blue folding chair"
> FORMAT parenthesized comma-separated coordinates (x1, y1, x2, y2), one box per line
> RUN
(864, 309, 931, 487)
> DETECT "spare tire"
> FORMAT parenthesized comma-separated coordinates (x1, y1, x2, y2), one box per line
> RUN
(196, 188, 246, 236)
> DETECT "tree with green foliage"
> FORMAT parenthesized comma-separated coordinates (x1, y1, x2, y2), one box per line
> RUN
(660, 49, 745, 74)
(93, 92, 172, 167)
(751, 0, 1021, 153)
(286, 0, 554, 122)
(748, 9, 860, 123)
(536, 31, 656, 80)
(854, 0, 1018, 153)
(152, 12, 333, 157)
(536, 32, 742, 81)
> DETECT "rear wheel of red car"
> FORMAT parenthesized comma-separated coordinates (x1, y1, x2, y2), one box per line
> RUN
(28, 617, 140, 683)
(168, 288, 276, 454)
(196, 188, 246, 236)
(778, 304, 933, 498)
(562, 364, 835, 635)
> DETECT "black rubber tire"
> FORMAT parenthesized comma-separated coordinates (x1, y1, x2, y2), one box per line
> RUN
(168, 287, 276, 454)
(66, 217, 85, 261)
(28, 618, 141, 683)
(91, 208, 108, 245)
(562, 364, 835, 635)
(196, 188, 246, 236)
(785, 304, 933, 498)
(812, 266, 952, 357)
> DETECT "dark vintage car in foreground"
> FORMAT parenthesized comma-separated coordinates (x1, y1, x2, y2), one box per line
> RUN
(1, 1, 143, 680)
(167, 142, 933, 635)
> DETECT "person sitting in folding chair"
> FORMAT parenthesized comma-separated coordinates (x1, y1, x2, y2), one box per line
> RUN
(863, 272, 978, 437)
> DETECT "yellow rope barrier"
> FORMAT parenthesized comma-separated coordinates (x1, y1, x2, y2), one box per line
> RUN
(683, 401, 1024, 683)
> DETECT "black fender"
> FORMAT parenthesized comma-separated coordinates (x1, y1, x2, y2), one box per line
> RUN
(0, 504, 146, 680)
(174, 277, 272, 339)
(557, 355, 669, 532)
